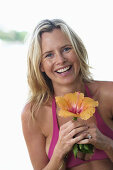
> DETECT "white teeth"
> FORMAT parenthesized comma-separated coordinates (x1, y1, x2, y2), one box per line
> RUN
(56, 66, 70, 73)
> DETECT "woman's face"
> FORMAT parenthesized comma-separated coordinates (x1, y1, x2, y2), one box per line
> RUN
(40, 29, 80, 89)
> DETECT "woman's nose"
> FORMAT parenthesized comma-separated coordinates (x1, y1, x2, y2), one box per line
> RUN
(55, 52, 66, 64)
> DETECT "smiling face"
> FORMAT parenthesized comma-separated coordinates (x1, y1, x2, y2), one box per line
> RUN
(40, 28, 80, 90)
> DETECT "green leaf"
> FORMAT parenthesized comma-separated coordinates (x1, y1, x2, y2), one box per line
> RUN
(84, 144, 89, 151)
(73, 144, 78, 158)
(78, 144, 94, 153)
(78, 144, 83, 150)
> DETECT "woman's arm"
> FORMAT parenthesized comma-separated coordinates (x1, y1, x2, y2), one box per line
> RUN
(21, 103, 88, 170)
(104, 82, 113, 161)
(21, 104, 65, 170)
(101, 82, 113, 161)
(104, 135, 113, 162)
(78, 81, 113, 162)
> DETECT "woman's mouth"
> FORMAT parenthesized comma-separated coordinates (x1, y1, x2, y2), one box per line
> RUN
(55, 65, 72, 74)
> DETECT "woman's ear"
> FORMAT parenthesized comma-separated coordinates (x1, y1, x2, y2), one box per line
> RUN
(40, 63, 45, 72)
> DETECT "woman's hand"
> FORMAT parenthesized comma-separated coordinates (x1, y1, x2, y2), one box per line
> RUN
(78, 122, 111, 151)
(53, 120, 88, 159)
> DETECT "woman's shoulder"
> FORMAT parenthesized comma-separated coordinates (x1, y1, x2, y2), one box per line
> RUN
(97, 81, 112, 96)
(94, 80, 113, 89)
(21, 99, 53, 136)
(21, 99, 52, 123)
(87, 80, 113, 94)
(87, 80, 113, 104)
(21, 102, 32, 124)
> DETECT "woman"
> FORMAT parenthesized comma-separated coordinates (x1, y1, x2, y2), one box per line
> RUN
(21, 19, 113, 170)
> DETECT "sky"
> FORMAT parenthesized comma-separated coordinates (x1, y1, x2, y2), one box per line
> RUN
(0, 0, 113, 170)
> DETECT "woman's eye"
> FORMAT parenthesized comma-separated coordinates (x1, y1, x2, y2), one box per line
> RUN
(63, 47, 71, 52)
(45, 53, 53, 58)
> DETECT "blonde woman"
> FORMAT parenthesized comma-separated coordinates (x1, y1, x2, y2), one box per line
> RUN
(21, 19, 113, 170)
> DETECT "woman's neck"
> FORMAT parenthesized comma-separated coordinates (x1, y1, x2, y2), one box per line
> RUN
(53, 78, 85, 97)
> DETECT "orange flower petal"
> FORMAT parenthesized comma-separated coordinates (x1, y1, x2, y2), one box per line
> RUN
(80, 107, 95, 120)
(76, 92, 84, 110)
(82, 97, 98, 109)
(64, 92, 84, 110)
(64, 93, 78, 108)
(59, 110, 80, 118)
(55, 96, 69, 110)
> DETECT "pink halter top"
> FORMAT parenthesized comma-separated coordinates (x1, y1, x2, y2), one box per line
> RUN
(48, 85, 113, 168)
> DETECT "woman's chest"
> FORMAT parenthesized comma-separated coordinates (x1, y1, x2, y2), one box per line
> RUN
(41, 106, 72, 156)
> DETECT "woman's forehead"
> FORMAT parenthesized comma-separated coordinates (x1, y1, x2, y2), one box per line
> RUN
(41, 29, 71, 51)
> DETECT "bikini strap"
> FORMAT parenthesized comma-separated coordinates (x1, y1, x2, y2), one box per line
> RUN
(52, 97, 58, 130)
(84, 84, 92, 97)
(48, 97, 59, 159)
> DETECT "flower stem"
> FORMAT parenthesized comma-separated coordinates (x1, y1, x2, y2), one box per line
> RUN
(73, 117, 77, 121)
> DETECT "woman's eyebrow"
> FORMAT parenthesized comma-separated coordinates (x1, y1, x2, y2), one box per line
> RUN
(42, 50, 53, 56)
(42, 44, 72, 56)
(61, 44, 72, 48)
(60, 44, 72, 50)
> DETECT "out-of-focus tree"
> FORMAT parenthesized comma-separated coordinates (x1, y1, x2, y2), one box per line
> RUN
(0, 30, 28, 43)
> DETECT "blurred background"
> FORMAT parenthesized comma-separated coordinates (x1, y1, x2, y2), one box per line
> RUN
(0, 0, 113, 169)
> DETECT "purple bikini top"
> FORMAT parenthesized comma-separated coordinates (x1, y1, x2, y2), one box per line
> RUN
(48, 85, 113, 168)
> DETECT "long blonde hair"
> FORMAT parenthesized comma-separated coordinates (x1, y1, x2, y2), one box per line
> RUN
(27, 19, 92, 119)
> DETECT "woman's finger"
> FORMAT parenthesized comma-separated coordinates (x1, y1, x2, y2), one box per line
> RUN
(71, 132, 88, 144)
(60, 120, 88, 136)
(65, 126, 88, 139)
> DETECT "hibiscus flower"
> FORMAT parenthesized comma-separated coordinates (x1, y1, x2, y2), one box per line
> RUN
(55, 92, 98, 120)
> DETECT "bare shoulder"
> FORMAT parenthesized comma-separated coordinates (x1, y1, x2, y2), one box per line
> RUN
(21, 100, 52, 136)
(87, 80, 113, 99)
(95, 81, 113, 100)
(21, 102, 31, 125)
(21, 102, 39, 131)
(21, 102, 42, 145)
(87, 81, 113, 117)
(95, 80, 113, 91)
